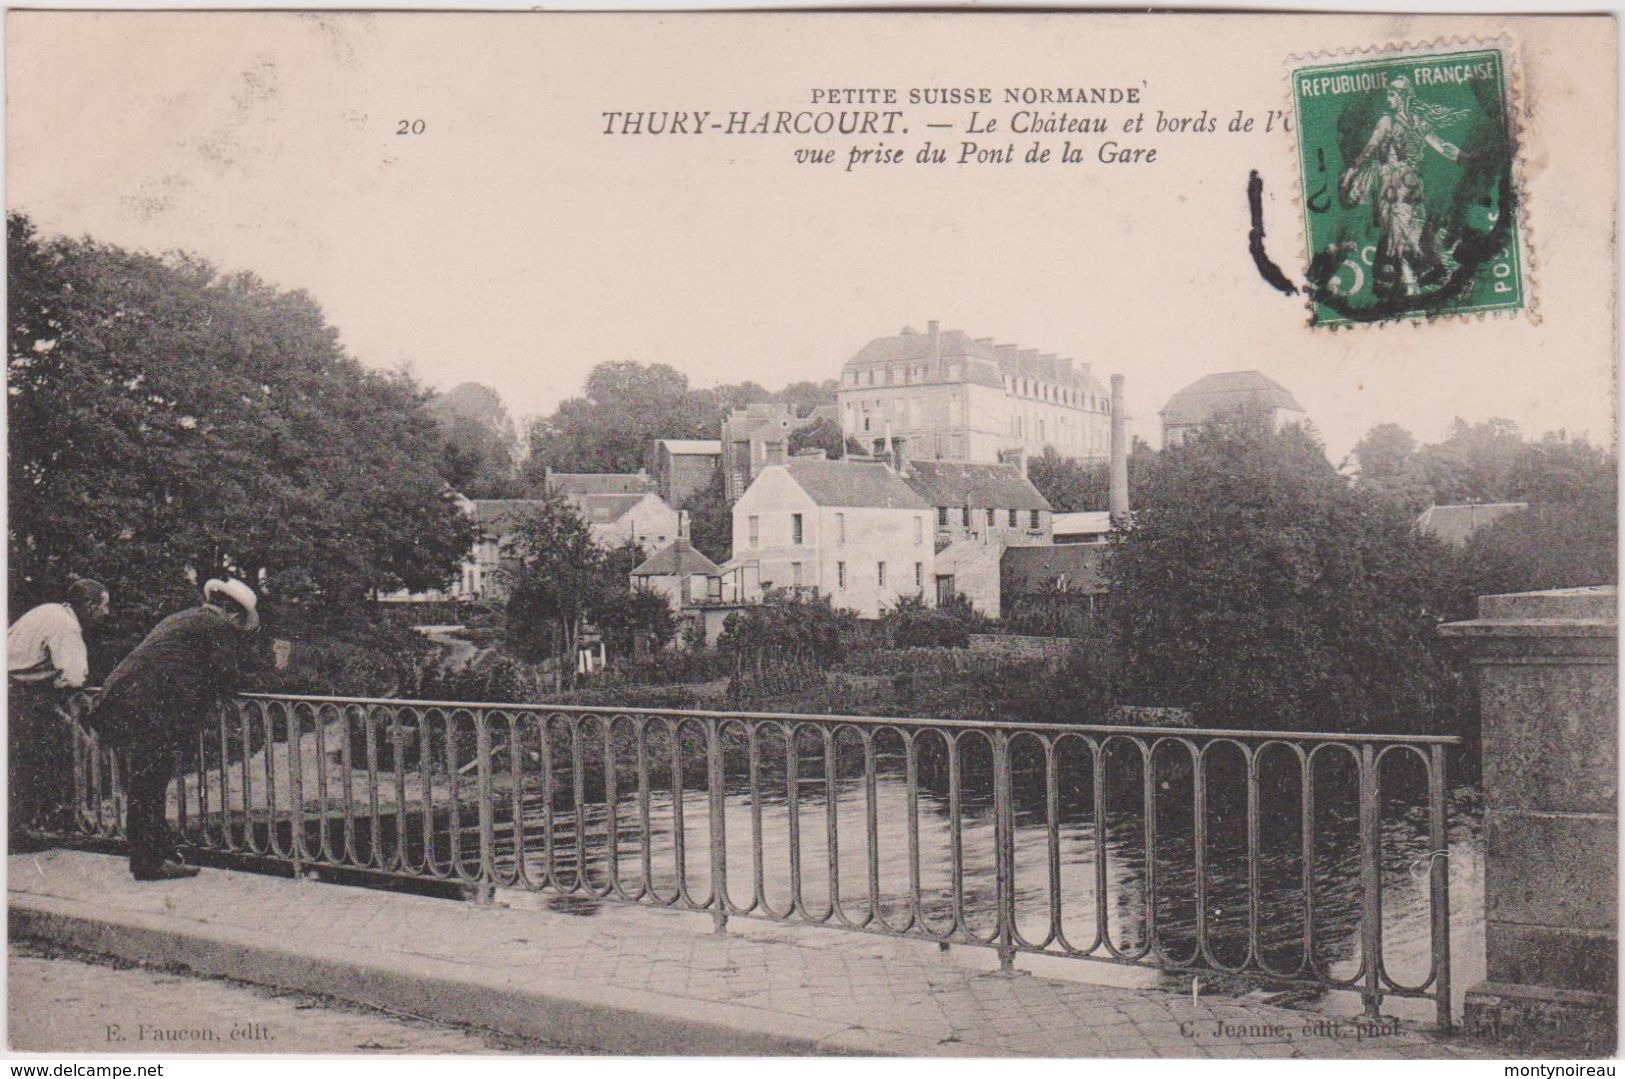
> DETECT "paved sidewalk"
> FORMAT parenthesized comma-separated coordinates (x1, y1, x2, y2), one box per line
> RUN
(9, 850, 1498, 1057)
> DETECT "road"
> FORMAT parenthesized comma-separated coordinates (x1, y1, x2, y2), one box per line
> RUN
(7, 941, 597, 1055)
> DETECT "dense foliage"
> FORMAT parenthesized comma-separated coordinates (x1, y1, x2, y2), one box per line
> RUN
(1027, 442, 1159, 512)
(522, 359, 837, 479)
(1110, 417, 1459, 731)
(7, 213, 474, 656)
(717, 588, 856, 701)
(426, 381, 523, 498)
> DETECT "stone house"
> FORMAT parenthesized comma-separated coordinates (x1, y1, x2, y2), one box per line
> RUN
(731, 455, 933, 618)
(647, 439, 721, 508)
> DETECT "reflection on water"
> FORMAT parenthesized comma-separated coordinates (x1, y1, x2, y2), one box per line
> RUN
(474, 731, 1483, 1025)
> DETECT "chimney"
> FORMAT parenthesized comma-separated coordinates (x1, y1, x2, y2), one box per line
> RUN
(679, 509, 690, 540)
(928, 320, 944, 378)
(998, 447, 1028, 478)
(1109, 374, 1130, 527)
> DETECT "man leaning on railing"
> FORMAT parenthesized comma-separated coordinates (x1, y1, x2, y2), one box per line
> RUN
(84, 579, 260, 882)
(7, 578, 111, 851)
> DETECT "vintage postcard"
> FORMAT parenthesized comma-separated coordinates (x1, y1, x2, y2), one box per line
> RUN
(4, 9, 1617, 1067)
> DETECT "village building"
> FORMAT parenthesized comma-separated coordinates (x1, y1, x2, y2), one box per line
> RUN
(731, 454, 933, 619)
(896, 457, 1053, 614)
(1160, 370, 1307, 449)
(1001, 544, 1110, 625)
(630, 538, 722, 611)
(543, 468, 682, 552)
(837, 321, 1114, 465)
(647, 439, 721, 508)
(720, 402, 837, 501)
(1052, 511, 1114, 545)
(1417, 502, 1530, 547)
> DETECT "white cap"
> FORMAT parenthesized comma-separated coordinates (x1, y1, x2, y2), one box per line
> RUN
(203, 578, 260, 632)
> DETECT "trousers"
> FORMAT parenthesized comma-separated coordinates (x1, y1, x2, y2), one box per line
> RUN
(123, 742, 182, 877)
(8, 682, 75, 847)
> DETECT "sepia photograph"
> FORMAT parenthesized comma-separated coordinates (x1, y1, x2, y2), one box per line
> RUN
(3, 7, 1618, 1066)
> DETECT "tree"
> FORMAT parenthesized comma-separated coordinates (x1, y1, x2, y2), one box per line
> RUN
(681, 469, 733, 565)
(717, 588, 855, 701)
(1027, 442, 1159, 513)
(427, 382, 522, 498)
(502, 487, 605, 684)
(788, 415, 845, 459)
(7, 214, 473, 654)
(1108, 417, 1456, 732)
(1415, 417, 1525, 505)
(594, 586, 678, 658)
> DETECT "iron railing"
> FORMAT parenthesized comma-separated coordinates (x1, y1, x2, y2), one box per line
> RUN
(54, 691, 1459, 1028)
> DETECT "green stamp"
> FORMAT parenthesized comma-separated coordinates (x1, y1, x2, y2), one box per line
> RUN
(1292, 47, 1523, 326)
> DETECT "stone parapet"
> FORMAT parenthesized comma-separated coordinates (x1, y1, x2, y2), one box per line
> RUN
(1440, 586, 1618, 1055)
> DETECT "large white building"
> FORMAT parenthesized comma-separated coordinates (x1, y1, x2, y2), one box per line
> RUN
(837, 321, 1114, 465)
(731, 455, 933, 618)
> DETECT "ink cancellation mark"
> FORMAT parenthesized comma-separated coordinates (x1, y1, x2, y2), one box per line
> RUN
(1291, 47, 1524, 327)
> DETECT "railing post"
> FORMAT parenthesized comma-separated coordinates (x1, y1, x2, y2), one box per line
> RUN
(1429, 742, 1453, 1031)
(1358, 742, 1384, 1019)
(992, 729, 1019, 974)
(707, 717, 729, 935)
(475, 709, 496, 906)
(287, 704, 305, 875)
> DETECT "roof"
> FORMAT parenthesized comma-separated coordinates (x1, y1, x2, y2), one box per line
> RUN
(468, 499, 549, 532)
(1002, 544, 1109, 595)
(1160, 371, 1305, 426)
(844, 325, 1106, 394)
(902, 461, 1052, 512)
(546, 471, 655, 496)
(1052, 510, 1113, 536)
(779, 459, 931, 510)
(656, 439, 722, 456)
(1416, 502, 1529, 547)
(569, 492, 659, 524)
(631, 538, 722, 578)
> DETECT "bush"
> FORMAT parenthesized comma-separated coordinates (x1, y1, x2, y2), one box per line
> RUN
(880, 594, 970, 648)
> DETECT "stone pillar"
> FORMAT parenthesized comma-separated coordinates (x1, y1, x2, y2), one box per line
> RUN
(1440, 586, 1617, 1053)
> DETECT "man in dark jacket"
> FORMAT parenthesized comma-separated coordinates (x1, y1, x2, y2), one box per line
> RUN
(89, 578, 259, 881)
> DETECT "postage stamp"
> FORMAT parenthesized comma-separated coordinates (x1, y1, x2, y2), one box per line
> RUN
(1291, 46, 1524, 327)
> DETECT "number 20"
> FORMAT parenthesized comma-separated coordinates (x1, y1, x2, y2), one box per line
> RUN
(396, 120, 426, 135)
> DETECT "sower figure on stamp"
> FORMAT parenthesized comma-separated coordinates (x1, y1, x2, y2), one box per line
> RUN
(6, 578, 111, 848)
(87, 578, 259, 881)
(1339, 76, 1472, 302)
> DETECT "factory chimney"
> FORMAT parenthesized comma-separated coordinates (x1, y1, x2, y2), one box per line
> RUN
(1109, 374, 1131, 528)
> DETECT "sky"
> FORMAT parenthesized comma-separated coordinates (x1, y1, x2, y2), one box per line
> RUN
(7, 11, 1617, 463)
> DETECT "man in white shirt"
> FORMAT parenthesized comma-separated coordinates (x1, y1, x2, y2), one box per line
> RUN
(8, 579, 110, 846)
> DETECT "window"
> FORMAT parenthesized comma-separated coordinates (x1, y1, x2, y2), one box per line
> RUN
(961, 507, 971, 527)
(748, 516, 760, 547)
(1009, 509, 1018, 527)
(986, 508, 996, 526)
(1030, 510, 1041, 529)
(791, 513, 803, 545)
(914, 517, 923, 545)
(938, 507, 949, 527)
(836, 512, 846, 544)
(915, 563, 923, 589)
(864, 417, 871, 432)
(877, 562, 887, 588)
(837, 562, 846, 589)
(791, 562, 803, 586)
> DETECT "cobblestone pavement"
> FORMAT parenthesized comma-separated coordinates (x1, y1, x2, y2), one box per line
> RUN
(11, 850, 1505, 1058)
(7, 941, 593, 1054)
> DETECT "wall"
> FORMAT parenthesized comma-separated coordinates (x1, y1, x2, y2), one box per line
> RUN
(593, 494, 681, 553)
(967, 633, 1078, 660)
(936, 539, 1003, 616)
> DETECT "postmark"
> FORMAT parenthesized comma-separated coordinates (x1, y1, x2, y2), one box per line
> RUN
(1291, 45, 1525, 327)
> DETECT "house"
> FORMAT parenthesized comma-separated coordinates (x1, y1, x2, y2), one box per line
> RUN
(456, 497, 548, 600)
(542, 468, 682, 551)
(902, 458, 1053, 547)
(838, 320, 1114, 465)
(629, 538, 722, 611)
(1417, 502, 1529, 547)
(894, 456, 1053, 616)
(570, 491, 683, 552)
(1160, 370, 1306, 449)
(647, 439, 722, 508)
(731, 454, 933, 618)
(1053, 511, 1114, 545)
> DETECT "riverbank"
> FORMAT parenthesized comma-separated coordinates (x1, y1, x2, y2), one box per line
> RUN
(10, 849, 1499, 1058)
